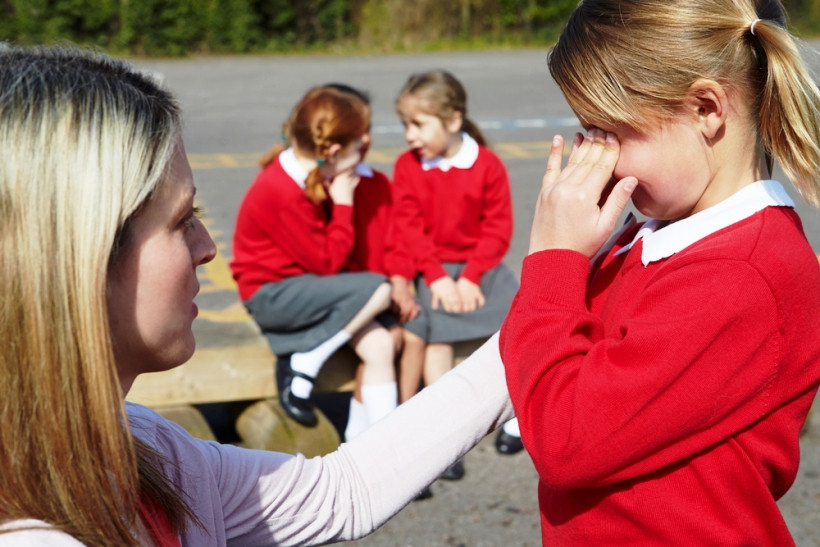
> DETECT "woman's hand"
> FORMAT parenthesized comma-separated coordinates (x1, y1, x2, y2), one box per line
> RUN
(456, 277, 485, 312)
(430, 276, 462, 313)
(327, 170, 360, 205)
(529, 129, 637, 257)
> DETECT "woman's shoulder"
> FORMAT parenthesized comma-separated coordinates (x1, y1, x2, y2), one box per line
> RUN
(0, 520, 84, 546)
(126, 402, 200, 451)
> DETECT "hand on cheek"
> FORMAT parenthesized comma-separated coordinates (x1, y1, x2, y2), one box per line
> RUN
(529, 128, 637, 257)
(327, 171, 360, 205)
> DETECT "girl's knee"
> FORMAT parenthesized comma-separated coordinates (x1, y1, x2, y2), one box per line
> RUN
(402, 329, 426, 348)
(427, 342, 452, 355)
(357, 325, 395, 364)
(372, 281, 392, 311)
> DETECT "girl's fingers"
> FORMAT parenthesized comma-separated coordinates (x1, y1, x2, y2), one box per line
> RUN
(599, 176, 638, 233)
(542, 135, 566, 188)
(562, 129, 609, 182)
(597, 132, 621, 173)
(577, 129, 620, 196)
(570, 131, 583, 157)
(530, 127, 631, 257)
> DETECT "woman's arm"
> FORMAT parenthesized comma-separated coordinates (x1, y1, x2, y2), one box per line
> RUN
(132, 335, 513, 546)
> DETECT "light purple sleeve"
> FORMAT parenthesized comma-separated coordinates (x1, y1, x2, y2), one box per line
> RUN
(128, 333, 513, 546)
(0, 521, 86, 545)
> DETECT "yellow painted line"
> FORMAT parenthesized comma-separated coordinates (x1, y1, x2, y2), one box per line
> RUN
(194, 203, 254, 324)
(202, 245, 239, 291)
(189, 152, 261, 170)
(198, 302, 254, 323)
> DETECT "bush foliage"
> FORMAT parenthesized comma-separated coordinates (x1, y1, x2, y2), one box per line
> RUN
(0, 0, 578, 55)
(0, 0, 817, 56)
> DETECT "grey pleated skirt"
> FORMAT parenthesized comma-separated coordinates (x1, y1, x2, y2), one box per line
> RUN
(404, 262, 519, 344)
(244, 272, 387, 355)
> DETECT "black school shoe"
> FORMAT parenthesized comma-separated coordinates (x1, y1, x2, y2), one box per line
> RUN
(494, 429, 524, 455)
(275, 355, 318, 427)
(414, 485, 434, 501)
(440, 458, 465, 480)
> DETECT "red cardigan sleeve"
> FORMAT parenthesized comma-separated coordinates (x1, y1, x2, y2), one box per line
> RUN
(499, 248, 784, 490)
(460, 151, 513, 284)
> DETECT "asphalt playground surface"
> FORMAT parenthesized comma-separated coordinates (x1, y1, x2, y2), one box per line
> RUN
(131, 47, 820, 546)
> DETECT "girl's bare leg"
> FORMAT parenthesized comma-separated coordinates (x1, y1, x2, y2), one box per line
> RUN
(423, 342, 454, 386)
(398, 330, 426, 403)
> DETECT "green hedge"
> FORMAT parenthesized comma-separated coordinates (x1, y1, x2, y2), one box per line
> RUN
(1, 1, 817, 57)
(0, 0, 577, 56)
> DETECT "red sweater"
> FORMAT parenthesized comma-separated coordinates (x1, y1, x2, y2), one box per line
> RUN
(231, 158, 395, 301)
(231, 157, 355, 301)
(345, 168, 394, 275)
(387, 146, 513, 285)
(500, 198, 820, 544)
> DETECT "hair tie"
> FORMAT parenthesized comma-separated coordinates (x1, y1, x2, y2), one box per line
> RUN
(750, 18, 762, 36)
(316, 158, 325, 166)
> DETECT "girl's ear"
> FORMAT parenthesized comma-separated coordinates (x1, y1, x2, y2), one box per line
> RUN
(445, 111, 464, 134)
(688, 79, 728, 140)
(325, 143, 342, 163)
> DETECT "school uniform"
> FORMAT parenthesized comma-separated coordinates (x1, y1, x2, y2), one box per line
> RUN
(231, 149, 386, 355)
(388, 132, 518, 344)
(500, 180, 820, 545)
(344, 163, 403, 332)
(345, 163, 393, 274)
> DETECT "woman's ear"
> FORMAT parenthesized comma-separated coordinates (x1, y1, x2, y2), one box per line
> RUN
(688, 79, 728, 140)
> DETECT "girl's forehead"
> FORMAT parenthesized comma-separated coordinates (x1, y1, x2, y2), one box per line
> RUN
(398, 94, 435, 117)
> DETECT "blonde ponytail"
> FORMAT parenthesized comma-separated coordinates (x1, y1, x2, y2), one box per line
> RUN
(751, 18, 820, 205)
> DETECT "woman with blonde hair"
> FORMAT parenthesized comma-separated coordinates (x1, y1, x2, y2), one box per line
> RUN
(0, 45, 513, 545)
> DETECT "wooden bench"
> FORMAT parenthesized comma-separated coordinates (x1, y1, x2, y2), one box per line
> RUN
(127, 314, 486, 456)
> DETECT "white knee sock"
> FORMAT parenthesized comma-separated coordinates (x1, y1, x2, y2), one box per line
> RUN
(344, 397, 369, 441)
(289, 376, 314, 399)
(289, 331, 352, 398)
(502, 417, 520, 437)
(361, 382, 398, 425)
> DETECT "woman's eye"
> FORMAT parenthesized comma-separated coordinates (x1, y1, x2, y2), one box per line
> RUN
(182, 206, 203, 229)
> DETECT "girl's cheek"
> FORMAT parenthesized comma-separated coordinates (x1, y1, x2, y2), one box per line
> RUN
(612, 156, 629, 181)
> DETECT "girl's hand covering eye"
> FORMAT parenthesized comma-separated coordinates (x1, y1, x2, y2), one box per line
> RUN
(529, 128, 637, 257)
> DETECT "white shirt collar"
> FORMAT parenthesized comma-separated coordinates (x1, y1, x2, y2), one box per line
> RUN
(356, 162, 374, 177)
(421, 132, 479, 172)
(279, 147, 374, 187)
(279, 147, 307, 189)
(616, 180, 794, 266)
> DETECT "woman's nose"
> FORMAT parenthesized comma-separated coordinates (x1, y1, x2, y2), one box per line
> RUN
(195, 222, 217, 266)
